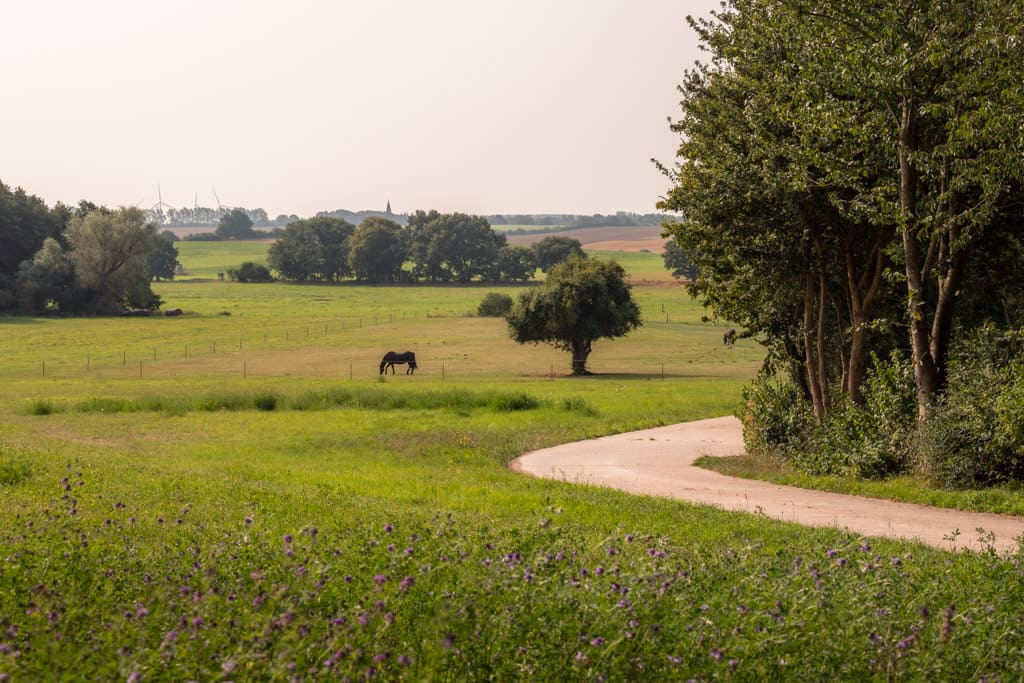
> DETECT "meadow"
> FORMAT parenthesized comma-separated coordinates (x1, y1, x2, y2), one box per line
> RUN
(1, 246, 1023, 680)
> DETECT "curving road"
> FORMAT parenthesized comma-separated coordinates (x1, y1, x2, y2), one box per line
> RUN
(511, 416, 1024, 554)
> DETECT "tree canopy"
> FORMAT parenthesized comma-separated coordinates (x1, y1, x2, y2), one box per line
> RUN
(267, 216, 354, 282)
(660, 0, 1024, 417)
(348, 217, 408, 283)
(531, 236, 585, 272)
(406, 211, 507, 283)
(507, 256, 641, 375)
(215, 208, 257, 240)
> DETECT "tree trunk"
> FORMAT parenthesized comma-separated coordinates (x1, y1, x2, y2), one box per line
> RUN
(899, 99, 940, 420)
(803, 270, 825, 419)
(843, 230, 886, 405)
(570, 338, 592, 375)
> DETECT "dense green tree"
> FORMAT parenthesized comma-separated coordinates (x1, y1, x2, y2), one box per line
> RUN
(477, 292, 514, 317)
(268, 217, 354, 282)
(531, 236, 585, 272)
(65, 207, 161, 313)
(0, 180, 63, 309)
(228, 262, 273, 283)
(215, 208, 256, 240)
(507, 256, 642, 375)
(348, 217, 407, 283)
(661, 0, 1024, 416)
(489, 245, 536, 282)
(148, 234, 180, 281)
(16, 237, 75, 313)
(407, 211, 505, 283)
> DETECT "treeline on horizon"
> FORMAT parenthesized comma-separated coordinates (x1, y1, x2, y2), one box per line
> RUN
(0, 179, 611, 315)
(142, 204, 665, 233)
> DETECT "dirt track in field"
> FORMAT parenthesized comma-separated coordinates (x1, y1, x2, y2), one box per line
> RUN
(511, 416, 1024, 554)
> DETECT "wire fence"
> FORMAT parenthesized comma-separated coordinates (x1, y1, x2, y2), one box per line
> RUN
(2, 308, 731, 383)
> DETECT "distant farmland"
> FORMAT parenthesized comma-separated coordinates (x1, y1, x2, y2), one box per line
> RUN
(505, 224, 666, 253)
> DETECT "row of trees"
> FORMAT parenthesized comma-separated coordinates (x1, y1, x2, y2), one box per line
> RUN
(1, 181, 177, 314)
(267, 211, 585, 284)
(660, 1, 1024, 484)
(144, 205, 285, 229)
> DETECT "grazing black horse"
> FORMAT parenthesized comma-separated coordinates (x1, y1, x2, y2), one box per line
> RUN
(723, 329, 736, 348)
(379, 351, 418, 375)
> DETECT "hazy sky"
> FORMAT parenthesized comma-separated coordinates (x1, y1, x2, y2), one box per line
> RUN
(4, 1, 719, 218)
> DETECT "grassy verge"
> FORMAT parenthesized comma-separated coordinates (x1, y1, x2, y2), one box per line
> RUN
(696, 454, 1024, 517)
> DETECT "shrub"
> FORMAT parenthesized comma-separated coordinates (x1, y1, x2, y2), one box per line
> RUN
(0, 454, 32, 486)
(491, 392, 540, 411)
(561, 396, 598, 416)
(917, 335, 1024, 488)
(25, 399, 59, 416)
(228, 262, 274, 283)
(477, 292, 514, 317)
(253, 392, 279, 411)
(737, 376, 811, 458)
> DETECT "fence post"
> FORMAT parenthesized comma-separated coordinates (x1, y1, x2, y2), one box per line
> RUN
(213, 341, 217, 353)
(153, 348, 156, 361)
(86, 355, 90, 371)
(122, 351, 126, 367)
(243, 362, 247, 379)
(349, 362, 353, 380)
(550, 363, 553, 379)
(442, 363, 445, 381)
(139, 361, 143, 378)
(42, 361, 45, 377)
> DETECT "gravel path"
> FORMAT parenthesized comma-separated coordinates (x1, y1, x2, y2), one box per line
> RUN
(511, 416, 1024, 554)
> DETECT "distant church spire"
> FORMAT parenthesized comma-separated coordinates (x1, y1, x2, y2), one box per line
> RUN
(386, 200, 392, 214)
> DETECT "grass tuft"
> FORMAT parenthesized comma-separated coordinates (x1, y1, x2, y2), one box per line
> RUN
(25, 398, 60, 415)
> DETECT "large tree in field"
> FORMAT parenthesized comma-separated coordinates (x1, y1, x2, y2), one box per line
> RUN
(407, 210, 506, 283)
(148, 234, 180, 281)
(268, 216, 354, 282)
(0, 180, 63, 309)
(348, 217, 407, 283)
(507, 256, 641, 375)
(531, 236, 585, 272)
(65, 206, 161, 313)
(215, 208, 256, 240)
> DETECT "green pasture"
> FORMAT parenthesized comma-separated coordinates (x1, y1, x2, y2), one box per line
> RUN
(1, 280, 1023, 680)
(171, 238, 676, 283)
(174, 240, 273, 279)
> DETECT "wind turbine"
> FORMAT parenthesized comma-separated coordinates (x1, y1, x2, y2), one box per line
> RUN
(149, 184, 174, 224)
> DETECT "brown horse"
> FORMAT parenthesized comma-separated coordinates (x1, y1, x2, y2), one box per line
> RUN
(723, 329, 736, 348)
